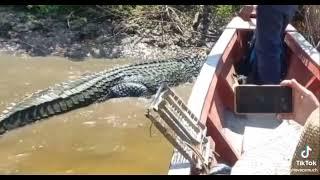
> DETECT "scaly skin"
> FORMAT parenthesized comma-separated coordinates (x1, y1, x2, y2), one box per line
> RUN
(0, 53, 207, 135)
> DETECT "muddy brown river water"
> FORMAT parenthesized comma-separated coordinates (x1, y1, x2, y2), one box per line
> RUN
(0, 54, 194, 174)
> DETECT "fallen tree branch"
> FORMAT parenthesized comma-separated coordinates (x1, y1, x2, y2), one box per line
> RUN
(66, 11, 74, 30)
(164, 5, 184, 35)
(167, 6, 186, 30)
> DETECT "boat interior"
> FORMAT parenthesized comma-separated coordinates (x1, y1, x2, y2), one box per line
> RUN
(202, 26, 319, 174)
(168, 16, 320, 175)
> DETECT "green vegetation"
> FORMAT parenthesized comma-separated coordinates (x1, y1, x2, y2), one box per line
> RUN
(214, 5, 240, 23)
(26, 5, 80, 15)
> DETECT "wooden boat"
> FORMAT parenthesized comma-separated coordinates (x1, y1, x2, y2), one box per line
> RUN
(164, 12, 320, 175)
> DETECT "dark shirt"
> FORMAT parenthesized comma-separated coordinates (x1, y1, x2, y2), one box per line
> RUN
(266, 5, 298, 16)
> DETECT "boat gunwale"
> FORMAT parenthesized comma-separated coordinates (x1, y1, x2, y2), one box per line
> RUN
(168, 17, 241, 175)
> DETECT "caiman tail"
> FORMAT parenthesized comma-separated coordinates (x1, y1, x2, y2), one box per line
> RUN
(0, 52, 207, 135)
(0, 68, 120, 134)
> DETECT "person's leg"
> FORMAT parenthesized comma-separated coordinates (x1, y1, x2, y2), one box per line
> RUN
(280, 15, 290, 81)
(280, 11, 297, 80)
(254, 6, 287, 84)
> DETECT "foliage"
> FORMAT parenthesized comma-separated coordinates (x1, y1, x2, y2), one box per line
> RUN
(214, 5, 240, 22)
(26, 5, 81, 15)
(215, 5, 233, 19)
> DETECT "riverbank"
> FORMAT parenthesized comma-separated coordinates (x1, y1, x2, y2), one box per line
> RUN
(0, 6, 235, 61)
(1, 5, 317, 62)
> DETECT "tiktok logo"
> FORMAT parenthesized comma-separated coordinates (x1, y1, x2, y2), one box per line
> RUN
(301, 145, 312, 159)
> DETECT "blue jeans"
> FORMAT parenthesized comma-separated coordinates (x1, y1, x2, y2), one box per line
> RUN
(252, 5, 296, 84)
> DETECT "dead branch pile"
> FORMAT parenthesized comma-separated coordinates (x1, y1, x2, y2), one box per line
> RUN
(294, 5, 320, 51)
(119, 5, 224, 49)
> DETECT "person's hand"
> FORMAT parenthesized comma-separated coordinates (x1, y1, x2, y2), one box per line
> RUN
(277, 79, 319, 125)
(238, 5, 254, 21)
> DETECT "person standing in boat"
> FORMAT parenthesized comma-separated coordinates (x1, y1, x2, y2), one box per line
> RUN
(239, 5, 298, 84)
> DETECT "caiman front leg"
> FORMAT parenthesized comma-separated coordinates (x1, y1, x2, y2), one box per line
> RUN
(97, 82, 150, 102)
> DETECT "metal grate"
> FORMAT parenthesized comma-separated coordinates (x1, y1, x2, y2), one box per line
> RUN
(145, 83, 216, 174)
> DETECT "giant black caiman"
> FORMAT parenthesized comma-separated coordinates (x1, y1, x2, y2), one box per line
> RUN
(0, 52, 207, 135)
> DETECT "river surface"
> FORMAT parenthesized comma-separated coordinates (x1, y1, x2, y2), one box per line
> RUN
(0, 54, 194, 174)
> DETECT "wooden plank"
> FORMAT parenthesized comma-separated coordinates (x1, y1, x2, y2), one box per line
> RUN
(287, 31, 320, 66)
(231, 116, 302, 175)
(285, 32, 320, 80)
(226, 17, 296, 32)
(188, 28, 237, 120)
(285, 30, 320, 100)
(197, 21, 240, 165)
(222, 110, 247, 156)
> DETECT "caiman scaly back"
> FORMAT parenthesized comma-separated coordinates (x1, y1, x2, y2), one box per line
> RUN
(0, 52, 207, 135)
